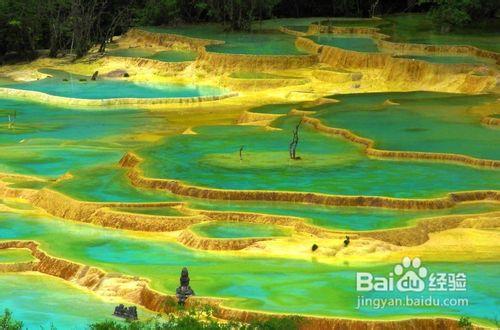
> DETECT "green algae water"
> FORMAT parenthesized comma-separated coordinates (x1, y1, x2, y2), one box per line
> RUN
(313, 92, 500, 160)
(139, 121, 500, 198)
(307, 34, 380, 52)
(380, 14, 500, 53)
(142, 25, 306, 55)
(191, 222, 291, 238)
(108, 48, 197, 62)
(184, 199, 500, 231)
(6, 75, 226, 99)
(1, 211, 498, 326)
(0, 273, 154, 329)
(0, 248, 33, 263)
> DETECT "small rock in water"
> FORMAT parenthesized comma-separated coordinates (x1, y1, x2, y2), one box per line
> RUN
(113, 304, 138, 320)
(105, 69, 129, 78)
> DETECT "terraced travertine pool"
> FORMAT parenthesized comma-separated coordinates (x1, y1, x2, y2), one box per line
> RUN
(139, 122, 500, 198)
(318, 14, 500, 53)
(0, 15, 499, 328)
(5, 72, 227, 100)
(107, 48, 197, 62)
(142, 25, 307, 55)
(0, 273, 154, 329)
(307, 34, 380, 52)
(0, 210, 498, 327)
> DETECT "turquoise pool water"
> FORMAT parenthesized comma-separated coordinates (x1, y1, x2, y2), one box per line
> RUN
(142, 25, 306, 55)
(0, 211, 498, 325)
(185, 199, 500, 231)
(191, 221, 290, 238)
(307, 34, 379, 52)
(313, 92, 500, 160)
(139, 121, 500, 198)
(380, 14, 500, 53)
(0, 273, 153, 329)
(0, 98, 170, 179)
(6, 76, 226, 99)
(108, 48, 197, 62)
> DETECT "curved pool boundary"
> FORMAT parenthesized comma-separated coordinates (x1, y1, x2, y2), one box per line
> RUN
(307, 22, 500, 64)
(0, 87, 238, 107)
(127, 27, 318, 72)
(295, 37, 495, 94)
(119, 152, 500, 210)
(299, 115, 500, 169)
(1, 176, 499, 248)
(0, 240, 491, 329)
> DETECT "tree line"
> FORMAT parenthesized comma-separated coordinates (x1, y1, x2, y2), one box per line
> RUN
(0, 0, 498, 63)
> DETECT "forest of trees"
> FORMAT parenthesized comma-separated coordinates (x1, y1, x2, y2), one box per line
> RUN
(0, 0, 498, 63)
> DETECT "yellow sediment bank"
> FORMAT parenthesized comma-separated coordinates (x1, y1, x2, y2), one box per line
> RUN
(295, 37, 496, 93)
(223, 76, 309, 91)
(312, 68, 362, 83)
(237, 110, 285, 126)
(358, 211, 500, 246)
(124, 28, 318, 72)
(0, 240, 486, 329)
(178, 229, 272, 250)
(103, 55, 192, 73)
(197, 47, 318, 73)
(279, 26, 307, 37)
(0, 182, 208, 232)
(124, 28, 222, 51)
(2, 176, 499, 251)
(481, 115, 500, 127)
(0, 87, 238, 107)
(301, 116, 500, 168)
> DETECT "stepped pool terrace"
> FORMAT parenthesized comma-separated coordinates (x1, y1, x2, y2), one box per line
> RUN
(141, 25, 307, 55)
(0, 14, 499, 329)
(0, 210, 499, 326)
(2, 70, 228, 100)
(107, 48, 197, 62)
(137, 120, 500, 198)
(309, 92, 500, 160)
(307, 34, 380, 53)
(380, 14, 500, 53)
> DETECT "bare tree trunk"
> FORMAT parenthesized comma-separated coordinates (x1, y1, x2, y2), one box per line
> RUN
(289, 119, 302, 160)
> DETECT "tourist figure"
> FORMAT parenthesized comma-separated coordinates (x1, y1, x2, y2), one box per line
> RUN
(344, 235, 350, 247)
(176, 267, 195, 306)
